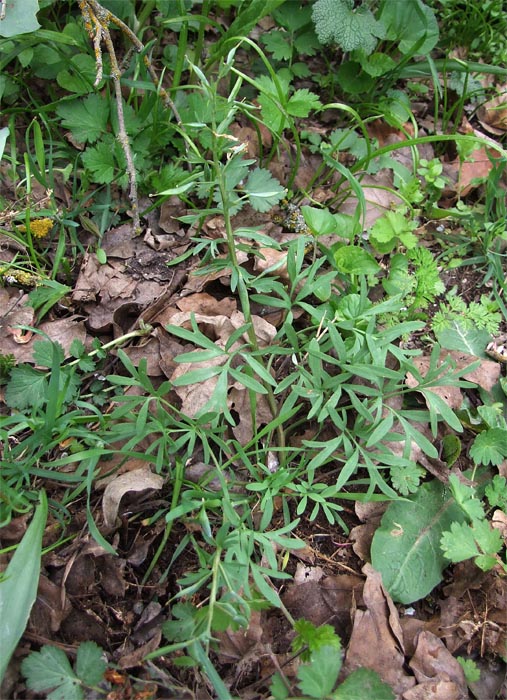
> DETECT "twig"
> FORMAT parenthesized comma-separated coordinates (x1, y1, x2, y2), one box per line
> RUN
(77, 1, 183, 234)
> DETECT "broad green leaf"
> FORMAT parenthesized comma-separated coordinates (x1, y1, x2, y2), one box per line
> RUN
(57, 53, 98, 94)
(379, 0, 439, 55)
(0, 126, 9, 160)
(333, 668, 395, 700)
(371, 479, 466, 603)
(21, 645, 81, 700)
(435, 322, 491, 355)
(333, 245, 380, 275)
(312, 0, 384, 53)
(56, 95, 109, 144)
(0, 0, 40, 36)
(1, 492, 47, 683)
(32, 339, 65, 368)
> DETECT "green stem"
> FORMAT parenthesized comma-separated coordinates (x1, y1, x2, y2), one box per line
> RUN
(142, 457, 185, 584)
(172, 0, 189, 90)
(217, 165, 285, 452)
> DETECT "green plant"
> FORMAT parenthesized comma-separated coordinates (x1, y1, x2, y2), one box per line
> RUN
(0, 492, 47, 683)
(440, 474, 506, 573)
(21, 641, 107, 700)
(269, 621, 394, 699)
(428, 0, 507, 64)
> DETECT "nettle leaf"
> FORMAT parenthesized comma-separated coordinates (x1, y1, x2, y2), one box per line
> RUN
(311, 0, 385, 54)
(470, 428, 507, 466)
(287, 89, 322, 118)
(244, 168, 285, 212)
(334, 668, 395, 700)
(56, 95, 109, 144)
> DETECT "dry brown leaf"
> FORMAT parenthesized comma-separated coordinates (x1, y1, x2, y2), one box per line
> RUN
(406, 350, 501, 411)
(478, 87, 507, 135)
(283, 573, 364, 635)
(343, 564, 416, 696)
(405, 631, 467, 700)
(102, 469, 164, 529)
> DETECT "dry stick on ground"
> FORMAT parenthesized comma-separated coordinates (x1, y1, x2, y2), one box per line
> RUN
(78, 0, 183, 234)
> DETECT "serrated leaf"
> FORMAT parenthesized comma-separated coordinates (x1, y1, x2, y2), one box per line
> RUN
(469, 428, 507, 466)
(287, 89, 321, 118)
(32, 340, 65, 368)
(297, 646, 341, 698)
(1, 493, 47, 683)
(56, 95, 109, 144)
(334, 668, 395, 700)
(81, 138, 118, 184)
(440, 522, 479, 562)
(5, 365, 48, 409)
(371, 479, 467, 603)
(75, 642, 106, 686)
(312, 0, 384, 53)
(262, 30, 293, 61)
(21, 645, 81, 700)
(244, 168, 285, 212)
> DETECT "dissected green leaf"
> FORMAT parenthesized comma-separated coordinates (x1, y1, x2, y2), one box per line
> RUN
(470, 428, 507, 466)
(21, 645, 81, 700)
(485, 475, 507, 510)
(440, 521, 480, 562)
(82, 136, 126, 186)
(287, 89, 322, 117)
(370, 210, 417, 253)
(262, 30, 293, 61)
(371, 479, 467, 603)
(1, 493, 47, 683)
(244, 168, 285, 212)
(56, 95, 109, 144)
